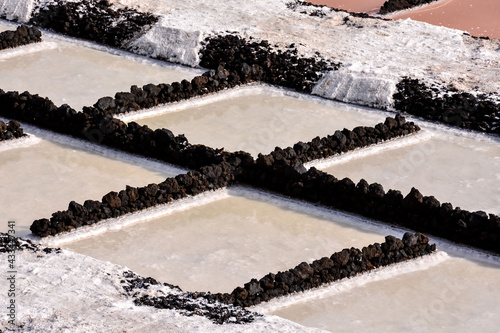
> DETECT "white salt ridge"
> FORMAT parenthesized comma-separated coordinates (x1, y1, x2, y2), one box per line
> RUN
(117, 83, 264, 122)
(0, 247, 326, 332)
(128, 17, 203, 67)
(0, 134, 41, 152)
(0, 41, 57, 60)
(37, 25, 204, 74)
(36, 188, 230, 247)
(251, 251, 449, 314)
(312, 70, 398, 108)
(0, 0, 35, 22)
(306, 130, 433, 170)
(0, 116, 187, 176)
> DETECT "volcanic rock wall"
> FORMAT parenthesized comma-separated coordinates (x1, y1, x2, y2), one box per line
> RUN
(0, 24, 41, 50)
(394, 78, 500, 135)
(379, 0, 439, 14)
(0, 120, 25, 141)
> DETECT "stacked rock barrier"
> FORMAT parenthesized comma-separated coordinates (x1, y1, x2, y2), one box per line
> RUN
(136, 233, 436, 308)
(0, 120, 25, 141)
(0, 25, 42, 50)
(379, 0, 439, 15)
(30, 0, 157, 48)
(200, 34, 337, 93)
(24, 111, 419, 237)
(0, 89, 255, 170)
(95, 33, 339, 116)
(30, 162, 237, 237)
(394, 77, 500, 135)
(261, 114, 420, 164)
(94, 66, 253, 115)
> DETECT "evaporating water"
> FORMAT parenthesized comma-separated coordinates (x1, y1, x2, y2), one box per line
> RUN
(308, 0, 500, 39)
(390, 0, 500, 39)
(64, 188, 395, 293)
(131, 87, 388, 156)
(0, 25, 201, 111)
(317, 129, 500, 214)
(268, 251, 500, 333)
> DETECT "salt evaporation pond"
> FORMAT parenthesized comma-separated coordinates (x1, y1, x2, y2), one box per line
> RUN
(1, 14, 499, 333)
(314, 129, 500, 214)
(65, 188, 395, 293)
(125, 87, 387, 156)
(267, 251, 500, 333)
(0, 23, 200, 111)
(0, 125, 181, 237)
(390, 0, 500, 40)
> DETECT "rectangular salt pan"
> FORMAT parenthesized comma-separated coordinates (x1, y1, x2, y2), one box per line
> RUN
(0, 33, 200, 111)
(269, 253, 500, 333)
(131, 88, 389, 156)
(0, 133, 180, 237)
(318, 131, 500, 214)
(64, 188, 394, 294)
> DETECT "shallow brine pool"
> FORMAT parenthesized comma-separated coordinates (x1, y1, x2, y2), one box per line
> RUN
(265, 249, 500, 333)
(64, 188, 395, 293)
(0, 24, 201, 111)
(314, 128, 500, 214)
(125, 87, 388, 156)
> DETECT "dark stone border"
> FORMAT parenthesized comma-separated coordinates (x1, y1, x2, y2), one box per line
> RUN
(30, 0, 157, 48)
(13, 83, 417, 238)
(6, 85, 495, 255)
(123, 271, 260, 325)
(0, 120, 26, 142)
(30, 163, 237, 237)
(0, 89, 252, 170)
(95, 33, 337, 115)
(200, 34, 338, 94)
(94, 66, 253, 115)
(6, 232, 434, 324)
(259, 114, 420, 166)
(394, 77, 500, 135)
(379, 0, 439, 15)
(0, 24, 41, 50)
